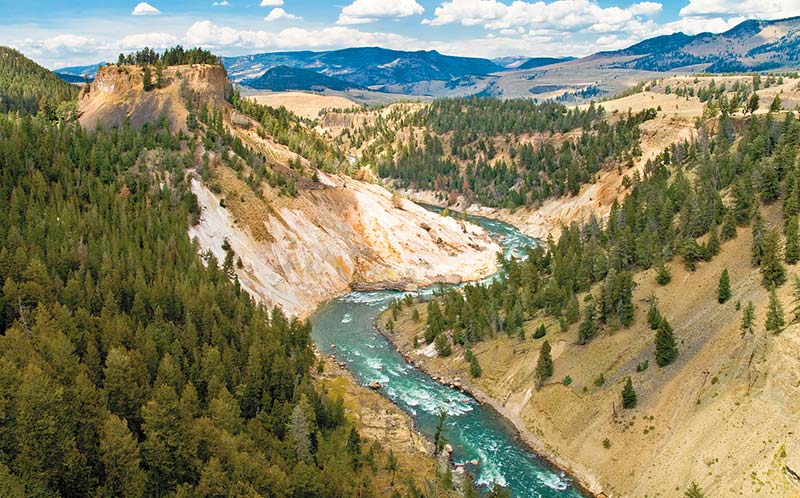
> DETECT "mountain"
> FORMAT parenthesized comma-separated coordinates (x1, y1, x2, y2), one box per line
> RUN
(53, 62, 105, 81)
(54, 72, 87, 84)
(0, 46, 79, 114)
(492, 56, 534, 69)
(224, 47, 504, 89)
(243, 65, 364, 92)
(517, 57, 575, 70)
(600, 16, 800, 72)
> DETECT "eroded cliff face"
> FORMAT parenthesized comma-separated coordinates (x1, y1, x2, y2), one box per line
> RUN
(189, 170, 499, 317)
(77, 63, 500, 318)
(79, 64, 231, 133)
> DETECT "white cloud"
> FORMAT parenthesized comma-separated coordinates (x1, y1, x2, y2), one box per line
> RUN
(338, 0, 424, 25)
(658, 16, 746, 35)
(424, 0, 662, 33)
(679, 0, 800, 19)
(185, 20, 419, 51)
(120, 32, 181, 49)
(212, 1, 230, 6)
(132, 2, 160, 15)
(264, 7, 301, 22)
(42, 34, 98, 53)
(259, 0, 283, 5)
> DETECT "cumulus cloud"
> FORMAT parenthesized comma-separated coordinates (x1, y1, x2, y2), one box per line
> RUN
(42, 34, 99, 53)
(212, 1, 230, 6)
(679, 0, 800, 19)
(424, 0, 662, 32)
(338, 0, 424, 25)
(185, 20, 419, 51)
(259, 0, 283, 6)
(265, 8, 301, 22)
(132, 2, 160, 15)
(120, 32, 181, 49)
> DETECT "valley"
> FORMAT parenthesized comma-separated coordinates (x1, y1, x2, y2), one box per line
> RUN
(4, 11, 800, 498)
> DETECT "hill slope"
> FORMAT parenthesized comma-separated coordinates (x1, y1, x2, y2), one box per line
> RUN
(600, 16, 800, 72)
(243, 65, 363, 92)
(0, 46, 79, 114)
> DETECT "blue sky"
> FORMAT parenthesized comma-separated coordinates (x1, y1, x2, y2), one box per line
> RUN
(0, 0, 796, 68)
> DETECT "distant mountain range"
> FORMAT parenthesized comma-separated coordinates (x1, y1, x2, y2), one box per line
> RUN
(517, 57, 575, 70)
(54, 62, 105, 82)
(222, 47, 505, 88)
(600, 16, 800, 72)
(243, 65, 364, 92)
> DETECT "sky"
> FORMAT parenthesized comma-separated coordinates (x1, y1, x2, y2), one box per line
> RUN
(1, 0, 798, 69)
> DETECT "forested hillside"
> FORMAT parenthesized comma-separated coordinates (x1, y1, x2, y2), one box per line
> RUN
(0, 46, 79, 115)
(366, 98, 654, 208)
(0, 48, 489, 498)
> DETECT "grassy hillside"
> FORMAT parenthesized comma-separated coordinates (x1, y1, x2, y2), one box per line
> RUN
(0, 46, 79, 115)
(378, 104, 800, 496)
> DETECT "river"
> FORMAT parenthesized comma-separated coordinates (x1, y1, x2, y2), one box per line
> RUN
(310, 212, 585, 497)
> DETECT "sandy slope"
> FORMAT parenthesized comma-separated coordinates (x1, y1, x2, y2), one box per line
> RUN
(246, 91, 359, 119)
(189, 170, 499, 318)
(382, 204, 800, 498)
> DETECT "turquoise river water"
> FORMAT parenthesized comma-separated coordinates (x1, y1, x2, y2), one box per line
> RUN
(310, 212, 585, 497)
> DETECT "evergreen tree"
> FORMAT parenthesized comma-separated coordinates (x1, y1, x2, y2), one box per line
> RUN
(655, 317, 678, 367)
(717, 268, 731, 303)
(721, 209, 737, 240)
(647, 297, 662, 330)
(684, 482, 706, 498)
(535, 340, 554, 384)
(765, 289, 785, 333)
(770, 94, 782, 113)
(433, 411, 447, 454)
(99, 415, 146, 498)
(784, 216, 799, 265)
(656, 262, 672, 285)
(621, 377, 637, 409)
(760, 229, 786, 289)
(142, 65, 153, 91)
(746, 92, 760, 114)
(741, 301, 756, 336)
(578, 300, 598, 344)
(565, 294, 580, 324)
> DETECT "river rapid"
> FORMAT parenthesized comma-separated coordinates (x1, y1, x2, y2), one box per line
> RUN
(310, 212, 585, 497)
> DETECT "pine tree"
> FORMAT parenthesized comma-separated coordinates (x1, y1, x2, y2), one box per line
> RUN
(760, 228, 786, 289)
(142, 65, 153, 91)
(647, 297, 662, 330)
(99, 415, 146, 498)
(684, 481, 706, 498)
(655, 262, 672, 285)
(765, 289, 785, 333)
(717, 268, 731, 303)
(535, 340, 553, 384)
(565, 294, 580, 324)
(784, 216, 799, 265)
(721, 209, 737, 240)
(621, 377, 637, 409)
(433, 410, 447, 454)
(655, 317, 678, 367)
(741, 301, 756, 336)
(578, 300, 598, 344)
(770, 94, 782, 113)
(746, 92, 760, 114)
